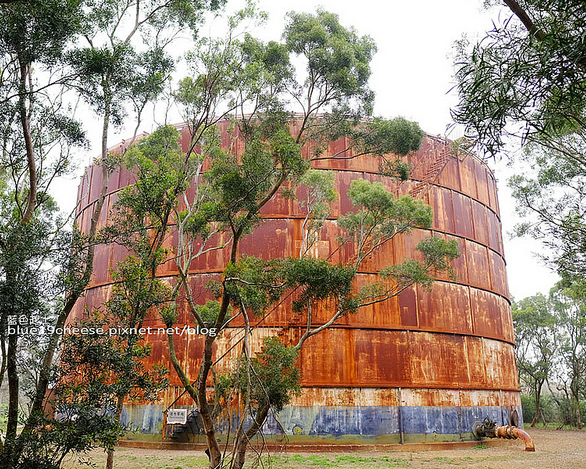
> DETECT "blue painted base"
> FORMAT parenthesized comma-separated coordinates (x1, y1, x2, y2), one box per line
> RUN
(121, 403, 523, 443)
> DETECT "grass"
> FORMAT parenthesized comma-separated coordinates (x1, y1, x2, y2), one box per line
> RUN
(261, 454, 411, 467)
(528, 421, 586, 430)
(59, 428, 586, 469)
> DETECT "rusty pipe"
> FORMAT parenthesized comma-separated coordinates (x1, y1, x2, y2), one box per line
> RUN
(494, 425, 535, 452)
(472, 418, 535, 452)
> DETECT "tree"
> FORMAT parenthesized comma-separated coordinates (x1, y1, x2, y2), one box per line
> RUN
(512, 293, 557, 426)
(0, 0, 90, 464)
(92, 256, 171, 469)
(452, 0, 586, 281)
(49, 308, 168, 469)
(453, 0, 586, 156)
(513, 284, 586, 429)
(508, 138, 586, 282)
(0, 0, 222, 466)
(116, 124, 457, 469)
(550, 282, 586, 429)
(100, 9, 459, 469)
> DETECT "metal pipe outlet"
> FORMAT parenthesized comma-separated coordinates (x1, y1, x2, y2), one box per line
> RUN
(472, 418, 535, 452)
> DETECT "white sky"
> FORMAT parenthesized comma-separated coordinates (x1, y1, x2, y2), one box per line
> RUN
(56, 0, 560, 300)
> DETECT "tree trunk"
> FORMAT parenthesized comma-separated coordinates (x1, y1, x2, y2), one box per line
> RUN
(530, 384, 542, 427)
(0, 58, 36, 469)
(2, 333, 19, 469)
(197, 335, 222, 468)
(167, 328, 222, 468)
(1, 264, 19, 469)
(571, 378, 582, 429)
(5, 333, 18, 440)
(503, 0, 545, 41)
(540, 407, 547, 426)
(197, 289, 235, 469)
(232, 404, 269, 469)
(574, 396, 582, 430)
(18, 60, 37, 226)
(106, 395, 125, 469)
(12, 89, 113, 467)
(20, 122, 113, 436)
(0, 321, 7, 394)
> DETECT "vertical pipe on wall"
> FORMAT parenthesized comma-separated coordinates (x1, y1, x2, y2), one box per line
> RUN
(396, 387, 404, 445)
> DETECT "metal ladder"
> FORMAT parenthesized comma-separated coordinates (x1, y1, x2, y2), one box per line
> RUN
(408, 136, 452, 199)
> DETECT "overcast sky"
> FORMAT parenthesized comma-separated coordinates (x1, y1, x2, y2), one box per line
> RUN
(59, 0, 560, 300)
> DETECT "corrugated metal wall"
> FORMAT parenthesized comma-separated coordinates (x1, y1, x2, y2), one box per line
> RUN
(73, 122, 520, 442)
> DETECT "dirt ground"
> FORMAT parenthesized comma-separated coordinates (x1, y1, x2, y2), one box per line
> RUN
(62, 428, 585, 468)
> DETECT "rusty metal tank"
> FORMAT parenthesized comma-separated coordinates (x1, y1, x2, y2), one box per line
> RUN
(72, 121, 520, 444)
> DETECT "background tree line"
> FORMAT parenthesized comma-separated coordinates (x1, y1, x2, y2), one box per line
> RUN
(513, 285, 586, 428)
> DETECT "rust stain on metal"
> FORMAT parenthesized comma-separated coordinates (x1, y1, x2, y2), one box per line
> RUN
(72, 126, 520, 419)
